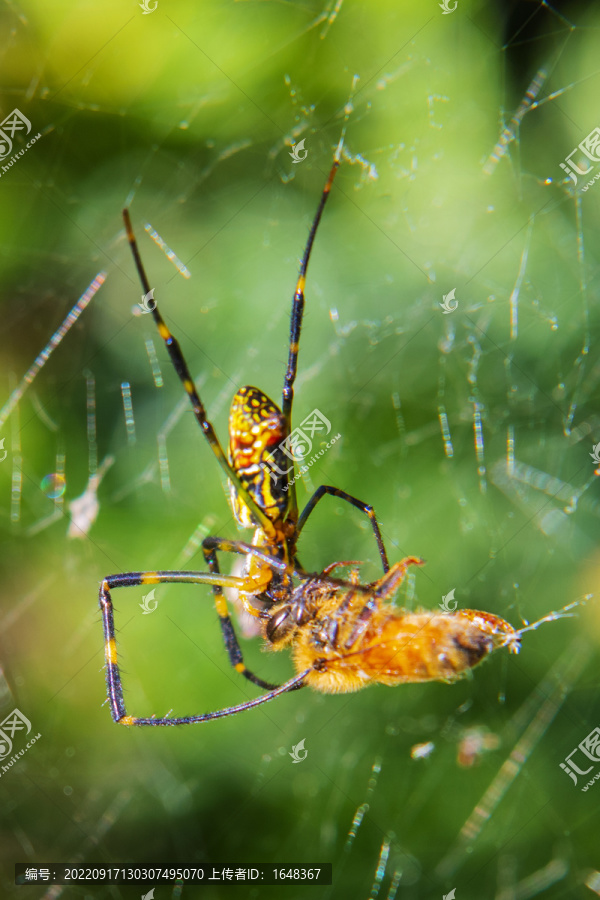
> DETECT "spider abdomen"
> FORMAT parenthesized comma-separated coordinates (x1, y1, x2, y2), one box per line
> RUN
(228, 385, 291, 526)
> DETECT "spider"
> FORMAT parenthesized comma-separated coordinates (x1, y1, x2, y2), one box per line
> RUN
(99, 137, 523, 727)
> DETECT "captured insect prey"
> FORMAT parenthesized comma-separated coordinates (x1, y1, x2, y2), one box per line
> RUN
(99, 138, 568, 727)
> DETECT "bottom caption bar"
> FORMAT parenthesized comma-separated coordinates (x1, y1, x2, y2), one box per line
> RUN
(16, 864, 332, 885)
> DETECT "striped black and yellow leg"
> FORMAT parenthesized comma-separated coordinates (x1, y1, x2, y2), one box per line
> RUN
(281, 144, 343, 521)
(296, 485, 390, 573)
(99, 570, 308, 726)
(122, 210, 276, 540)
(201, 535, 296, 691)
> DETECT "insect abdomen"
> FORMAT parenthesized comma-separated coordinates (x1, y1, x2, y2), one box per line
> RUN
(295, 610, 512, 694)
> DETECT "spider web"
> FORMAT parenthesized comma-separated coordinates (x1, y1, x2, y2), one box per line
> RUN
(1, 1, 600, 898)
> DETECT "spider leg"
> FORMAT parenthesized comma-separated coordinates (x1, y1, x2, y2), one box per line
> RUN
(122, 210, 276, 540)
(201, 536, 293, 691)
(99, 569, 305, 726)
(296, 485, 390, 573)
(282, 144, 343, 522)
(202, 534, 306, 581)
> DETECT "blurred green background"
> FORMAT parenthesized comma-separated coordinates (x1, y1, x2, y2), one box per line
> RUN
(1, 1, 600, 898)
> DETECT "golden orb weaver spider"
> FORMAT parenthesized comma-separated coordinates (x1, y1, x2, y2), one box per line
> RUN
(99, 136, 522, 727)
